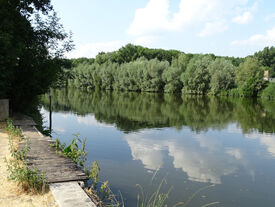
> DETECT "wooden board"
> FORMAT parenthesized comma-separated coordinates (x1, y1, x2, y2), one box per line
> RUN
(12, 114, 37, 126)
(17, 123, 89, 184)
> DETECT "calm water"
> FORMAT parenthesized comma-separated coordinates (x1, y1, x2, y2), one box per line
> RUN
(41, 88, 275, 207)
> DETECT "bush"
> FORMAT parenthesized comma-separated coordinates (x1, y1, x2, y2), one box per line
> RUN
(261, 83, 275, 100)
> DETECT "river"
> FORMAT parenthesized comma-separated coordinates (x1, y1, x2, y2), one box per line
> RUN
(41, 88, 275, 206)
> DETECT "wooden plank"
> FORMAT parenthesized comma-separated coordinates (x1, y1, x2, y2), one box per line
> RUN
(15, 119, 89, 184)
(13, 120, 37, 126)
(12, 114, 37, 126)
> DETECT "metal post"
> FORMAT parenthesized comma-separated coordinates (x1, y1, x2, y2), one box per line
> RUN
(49, 90, 52, 134)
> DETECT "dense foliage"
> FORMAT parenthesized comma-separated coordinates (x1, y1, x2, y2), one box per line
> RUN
(58, 45, 274, 98)
(261, 83, 275, 100)
(254, 46, 275, 77)
(0, 0, 73, 111)
(95, 44, 180, 65)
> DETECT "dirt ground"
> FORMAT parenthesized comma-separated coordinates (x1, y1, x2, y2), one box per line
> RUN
(0, 122, 58, 207)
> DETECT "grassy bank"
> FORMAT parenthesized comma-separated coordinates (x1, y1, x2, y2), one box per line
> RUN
(0, 121, 57, 207)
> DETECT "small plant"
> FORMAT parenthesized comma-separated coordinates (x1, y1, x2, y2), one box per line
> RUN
(85, 161, 120, 207)
(135, 172, 175, 207)
(51, 134, 87, 167)
(6, 118, 23, 139)
(5, 158, 46, 192)
(5, 120, 46, 193)
(134, 172, 218, 207)
(8, 135, 29, 161)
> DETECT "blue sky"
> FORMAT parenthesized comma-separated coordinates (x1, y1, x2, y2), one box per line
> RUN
(52, 0, 275, 58)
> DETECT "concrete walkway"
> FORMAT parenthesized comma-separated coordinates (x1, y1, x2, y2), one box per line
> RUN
(50, 182, 96, 207)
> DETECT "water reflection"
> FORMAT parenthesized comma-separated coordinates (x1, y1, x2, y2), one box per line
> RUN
(41, 88, 275, 133)
(125, 130, 240, 184)
(77, 115, 114, 128)
(40, 88, 275, 206)
(245, 133, 275, 157)
(126, 133, 164, 171)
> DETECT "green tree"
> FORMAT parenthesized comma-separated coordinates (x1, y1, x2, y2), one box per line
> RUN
(0, 0, 73, 111)
(261, 83, 275, 100)
(235, 57, 266, 97)
(254, 46, 275, 77)
(208, 58, 235, 94)
(171, 53, 193, 72)
(162, 66, 183, 93)
(181, 55, 214, 94)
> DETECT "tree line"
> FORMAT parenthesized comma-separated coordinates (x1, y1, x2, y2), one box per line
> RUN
(58, 44, 275, 99)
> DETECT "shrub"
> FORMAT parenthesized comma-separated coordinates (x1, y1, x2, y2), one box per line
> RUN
(261, 83, 275, 100)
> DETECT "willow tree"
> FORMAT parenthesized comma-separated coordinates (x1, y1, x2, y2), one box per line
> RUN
(235, 57, 266, 97)
(181, 55, 214, 94)
(208, 58, 235, 94)
(0, 0, 73, 111)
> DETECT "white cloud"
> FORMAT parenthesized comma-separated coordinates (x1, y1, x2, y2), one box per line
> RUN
(198, 20, 228, 37)
(168, 142, 236, 184)
(261, 135, 275, 157)
(232, 11, 253, 24)
(128, 0, 250, 37)
(232, 2, 257, 24)
(244, 132, 275, 157)
(67, 41, 124, 58)
(231, 26, 275, 46)
(125, 133, 165, 170)
(134, 35, 158, 46)
(195, 134, 221, 150)
(127, 0, 171, 36)
(125, 131, 238, 184)
(226, 148, 243, 160)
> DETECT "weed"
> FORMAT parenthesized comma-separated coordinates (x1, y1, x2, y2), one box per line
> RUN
(133, 172, 218, 207)
(5, 120, 46, 193)
(85, 161, 120, 207)
(8, 135, 29, 161)
(6, 118, 23, 139)
(5, 157, 46, 193)
(51, 134, 87, 167)
(135, 171, 175, 207)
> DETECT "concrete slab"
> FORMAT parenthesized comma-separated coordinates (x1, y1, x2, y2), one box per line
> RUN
(0, 99, 9, 121)
(49, 182, 96, 207)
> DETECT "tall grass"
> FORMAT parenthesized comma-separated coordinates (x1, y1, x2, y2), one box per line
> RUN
(134, 171, 219, 207)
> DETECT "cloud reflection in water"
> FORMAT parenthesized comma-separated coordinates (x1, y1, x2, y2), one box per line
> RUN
(124, 128, 253, 184)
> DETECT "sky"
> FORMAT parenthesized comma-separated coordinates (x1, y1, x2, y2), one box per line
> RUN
(51, 0, 275, 58)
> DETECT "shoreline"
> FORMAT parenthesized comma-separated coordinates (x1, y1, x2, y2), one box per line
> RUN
(0, 122, 58, 207)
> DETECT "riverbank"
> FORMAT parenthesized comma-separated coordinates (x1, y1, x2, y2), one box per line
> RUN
(0, 122, 58, 207)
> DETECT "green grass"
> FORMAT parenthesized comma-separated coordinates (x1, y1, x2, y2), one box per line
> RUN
(6, 118, 23, 138)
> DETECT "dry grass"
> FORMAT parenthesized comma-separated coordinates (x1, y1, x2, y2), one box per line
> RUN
(0, 122, 58, 207)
